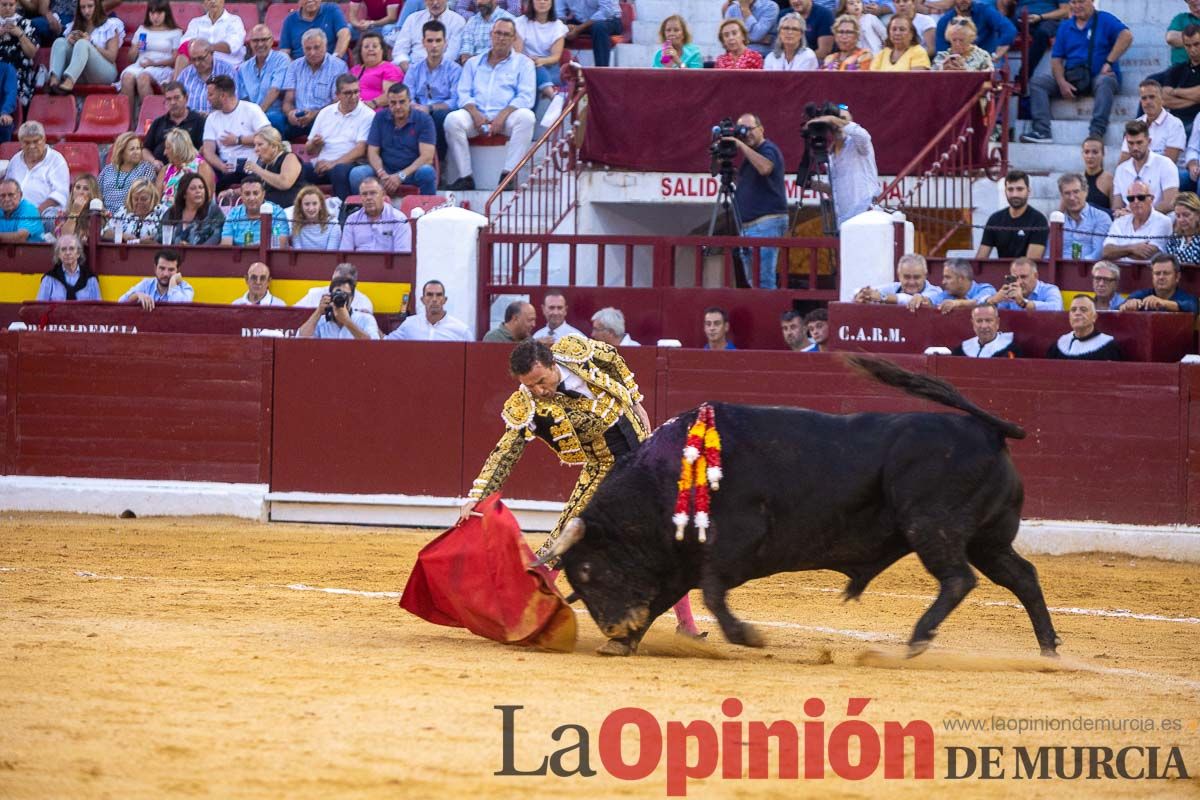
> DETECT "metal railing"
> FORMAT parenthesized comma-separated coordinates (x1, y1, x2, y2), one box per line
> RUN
(481, 71, 586, 280)
(876, 73, 1014, 256)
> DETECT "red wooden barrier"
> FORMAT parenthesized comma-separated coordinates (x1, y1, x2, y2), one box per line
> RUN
(271, 340, 467, 496)
(1, 332, 1199, 527)
(828, 302, 1195, 362)
(19, 302, 314, 335)
(4, 332, 273, 482)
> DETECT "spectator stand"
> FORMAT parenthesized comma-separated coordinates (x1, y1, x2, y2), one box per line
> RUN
(0, 211, 416, 327)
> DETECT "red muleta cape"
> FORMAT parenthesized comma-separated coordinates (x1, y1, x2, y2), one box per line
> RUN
(399, 494, 577, 652)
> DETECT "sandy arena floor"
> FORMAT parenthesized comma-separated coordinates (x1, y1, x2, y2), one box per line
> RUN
(1, 513, 1198, 799)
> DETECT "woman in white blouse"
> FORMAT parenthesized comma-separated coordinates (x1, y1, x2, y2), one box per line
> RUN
(119, 0, 183, 117)
(763, 13, 817, 71)
(47, 0, 124, 93)
(514, 0, 568, 104)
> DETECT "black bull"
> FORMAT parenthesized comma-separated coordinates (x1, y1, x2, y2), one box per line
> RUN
(536, 356, 1061, 657)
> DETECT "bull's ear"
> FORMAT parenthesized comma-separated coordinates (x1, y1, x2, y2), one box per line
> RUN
(529, 518, 586, 567)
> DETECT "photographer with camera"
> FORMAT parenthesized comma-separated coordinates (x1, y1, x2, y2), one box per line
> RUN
(802, 103, 880, 228)
(719, 112, 788, 289)
(297, 274, 382, 339)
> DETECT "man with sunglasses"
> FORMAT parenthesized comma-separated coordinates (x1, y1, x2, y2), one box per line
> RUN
(1101, 180, 1173, 262)
(305, 74, 376, 199)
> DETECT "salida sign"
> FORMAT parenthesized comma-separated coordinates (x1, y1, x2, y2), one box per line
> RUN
(659, 176, 821, 201)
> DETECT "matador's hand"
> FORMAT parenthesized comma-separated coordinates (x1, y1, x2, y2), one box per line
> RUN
(457, 500, 479, 525)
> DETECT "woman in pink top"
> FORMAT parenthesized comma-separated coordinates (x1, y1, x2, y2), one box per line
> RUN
(714, 18, 763, 70)
(353, 31, 404, 110)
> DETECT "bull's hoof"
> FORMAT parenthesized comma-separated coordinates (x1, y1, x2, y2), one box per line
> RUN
(1040, 646, 1060, 658)
(597, 637, 637, 656)
(906, 639, 932, 658)
(675, 625, 708, 641)
(727, 624, 765, 648)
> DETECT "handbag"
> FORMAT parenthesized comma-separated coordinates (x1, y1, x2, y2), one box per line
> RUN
(1063, 14, 1098, 94)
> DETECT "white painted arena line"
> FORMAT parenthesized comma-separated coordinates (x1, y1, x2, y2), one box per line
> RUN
(797, 586, 1200, 625)
(284, 583, 400, 599)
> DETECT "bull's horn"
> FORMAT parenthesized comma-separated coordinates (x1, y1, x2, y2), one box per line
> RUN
(529, 518, 586, 567)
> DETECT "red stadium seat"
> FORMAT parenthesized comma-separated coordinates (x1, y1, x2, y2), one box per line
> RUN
(265, 4, 291, 41)
(69, 95, 133, 143)
(172, 2, 207, 30)
(74, 51, 133, 94)
(400, 194, 446, 217)
(56, 142, 102, 179)
(0, 141, 20, 160)
(115, 2, 146, 44)
(136, 95, 167, 135)
(229, 3, 260, 35)
(27, 95, 76, 142)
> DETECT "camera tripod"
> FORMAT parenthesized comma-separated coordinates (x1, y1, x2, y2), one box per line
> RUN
(796, 147, 839, 238)
(705, 157, 753, 287)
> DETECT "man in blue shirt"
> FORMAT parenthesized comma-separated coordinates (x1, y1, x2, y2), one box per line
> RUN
(987, 257, 1063, 311)
(443, 18, 535, 191)
(557, 0, 622, 67)
(0, 62, 15, 145)
(1058, 172, 1110, 261)
(703, 307, 736, 350)
(118, 249, 195, 311)
(934, 0, 1016, 57)
(921, 258, 998, 312)
(279, 0, 351, 59)
(350, 83, 438, 196)
(1119, 253, 1200, 314)
(403, 20, 462, 167)
(1021, 0, 1131, 143)
(728, 112, 788, 290)
(281, 29, 349, 138)
(219, 177, 291, 247)
(0, 179, 45, 243)
(237, 24, 291, 134)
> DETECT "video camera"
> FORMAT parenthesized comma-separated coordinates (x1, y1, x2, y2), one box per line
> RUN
(795, 101, 845, 188)
(324, 287, 352, 321)
(709, 117, 749, 177)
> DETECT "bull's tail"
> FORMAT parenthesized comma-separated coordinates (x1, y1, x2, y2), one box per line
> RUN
(843, 354, 1026, 440)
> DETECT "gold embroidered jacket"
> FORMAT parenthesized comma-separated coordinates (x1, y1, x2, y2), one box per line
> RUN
(467, 336, 648, 501)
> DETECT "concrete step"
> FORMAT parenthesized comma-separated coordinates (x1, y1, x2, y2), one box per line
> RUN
(1008, 140, 1121, 173)
(1048, 95, 1142, 124)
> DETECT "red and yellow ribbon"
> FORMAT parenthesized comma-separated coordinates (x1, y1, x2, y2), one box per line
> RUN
(673, 404, 722, 543)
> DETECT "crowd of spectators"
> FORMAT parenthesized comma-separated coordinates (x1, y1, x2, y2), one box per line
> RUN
(1, 0, 1200, 360)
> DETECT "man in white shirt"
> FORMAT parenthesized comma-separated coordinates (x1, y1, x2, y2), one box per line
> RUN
(176, 0, 247, 72)
(296, 262, 376, 312)
(1102, 180, 1173, 263)
(386, 279, 472, 340)
(232, 262, 285, 305)
(1119, 80, 1185, 167)
(590, 306, 639, 347)
(3, 121, 68, 224)
(1112, 118, 1180, 216)
(391, 0, 465, 68)
(202, 74, 271, 190)
(532, 290, 582, 342)
(303, 73, 376, 199)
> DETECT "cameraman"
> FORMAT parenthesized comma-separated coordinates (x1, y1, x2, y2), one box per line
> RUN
(723, 113, 789, 289)
(297, 276, 382, 340)
(805, 106, 881, 228)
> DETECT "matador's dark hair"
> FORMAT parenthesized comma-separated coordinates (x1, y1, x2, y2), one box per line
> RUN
(510, 340, 554, 376)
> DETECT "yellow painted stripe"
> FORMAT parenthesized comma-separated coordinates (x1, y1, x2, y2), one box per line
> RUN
(0, 272, 410, 313)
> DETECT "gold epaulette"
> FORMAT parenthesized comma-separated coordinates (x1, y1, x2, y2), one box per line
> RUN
(500, 385, 536, 431)
(552, 334, 594, 364)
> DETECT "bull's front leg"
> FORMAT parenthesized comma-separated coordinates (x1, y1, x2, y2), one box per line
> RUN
(701, 578, 764, 648)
